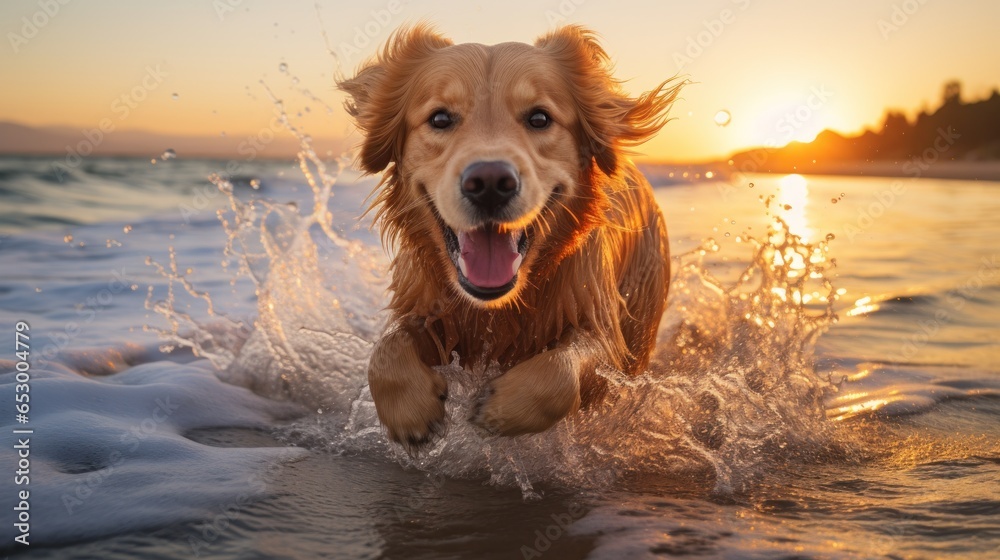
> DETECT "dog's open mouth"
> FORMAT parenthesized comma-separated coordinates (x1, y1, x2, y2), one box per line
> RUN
(441, 223, 529, 300)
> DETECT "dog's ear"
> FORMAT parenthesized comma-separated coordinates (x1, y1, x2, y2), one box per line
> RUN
(535, 26, 685, 176)
(338, 25, 453, 174)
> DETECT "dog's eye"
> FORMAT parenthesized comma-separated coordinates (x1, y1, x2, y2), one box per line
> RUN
(526, 110, 551, 130)
(429, 110, 454, 130)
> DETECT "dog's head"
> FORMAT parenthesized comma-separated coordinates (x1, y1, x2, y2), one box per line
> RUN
(340, 25, 680, 307)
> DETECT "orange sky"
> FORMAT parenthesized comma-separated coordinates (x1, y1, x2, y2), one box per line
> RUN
(2, 0, 998, 161)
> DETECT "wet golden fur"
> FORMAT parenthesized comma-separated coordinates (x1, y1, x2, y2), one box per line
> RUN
(339, 25, 682, 447)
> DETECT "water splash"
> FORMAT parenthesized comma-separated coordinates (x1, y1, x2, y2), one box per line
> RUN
(146, 85, 386, 409)
(714, 110, 732, 127)
(309, 218, 842, 498)
(145, 88, 844, 499)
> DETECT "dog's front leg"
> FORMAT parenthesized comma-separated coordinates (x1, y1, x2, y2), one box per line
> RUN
(369, 324, 448, 449)
(472, 330, 598, 436)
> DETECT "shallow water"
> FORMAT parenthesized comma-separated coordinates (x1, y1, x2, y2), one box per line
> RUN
(0, 155, 998, 559)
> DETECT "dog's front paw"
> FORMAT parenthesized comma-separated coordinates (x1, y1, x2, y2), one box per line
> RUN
(471, 353, 581, 436)
(368, 329, 449, 452)
(370, 365, 448, 451)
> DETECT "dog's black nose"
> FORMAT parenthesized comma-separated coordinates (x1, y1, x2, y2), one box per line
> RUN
(460, 161, 519, 211)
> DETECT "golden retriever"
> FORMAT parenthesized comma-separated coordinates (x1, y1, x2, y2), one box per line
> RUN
(339, 25, 681, 448)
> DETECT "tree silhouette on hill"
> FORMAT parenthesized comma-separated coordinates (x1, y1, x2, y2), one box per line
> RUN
(729, 81, 1000, 173)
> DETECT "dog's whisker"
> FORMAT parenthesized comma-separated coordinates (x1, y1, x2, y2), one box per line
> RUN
(551, 197, 583, 228)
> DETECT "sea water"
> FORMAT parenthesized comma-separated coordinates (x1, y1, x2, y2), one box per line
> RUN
(0, 153, 998, 559)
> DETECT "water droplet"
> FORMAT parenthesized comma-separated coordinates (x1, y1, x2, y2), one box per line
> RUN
(724, 232, 731, 237)
(63, 234, 73, 243)
(749, 182, 755, 188)
(831, 198, 838, 204)
(840, 192, 845, 197)
(825, 233, 836, 241)
(278, 62, 288, 72)
(250, 179, 261, 190)
(123, 225, 132, 233)
(161, 148, 177, 160)
(714, 110, 732, 127)
(171, 93, 179, 101)
(220, 131, 227, 138)
(292, 77, 300, 85)
(783, 204, 792, 210)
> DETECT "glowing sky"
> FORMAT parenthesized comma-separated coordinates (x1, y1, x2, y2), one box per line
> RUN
(2, 0, 998, 161)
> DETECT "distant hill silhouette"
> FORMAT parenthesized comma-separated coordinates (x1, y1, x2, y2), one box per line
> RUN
(728, 81, 1000, 176)
(0, 121, 345, 161)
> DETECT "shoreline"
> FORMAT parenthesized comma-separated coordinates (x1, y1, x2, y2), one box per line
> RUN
(636, 160, 1000, 183)
(3, 152, 999, 182)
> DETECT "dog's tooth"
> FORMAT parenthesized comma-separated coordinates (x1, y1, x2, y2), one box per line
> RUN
(458, 256, 469, 278)
(512, 253, 523, 274)
(508, 229, 522, 250)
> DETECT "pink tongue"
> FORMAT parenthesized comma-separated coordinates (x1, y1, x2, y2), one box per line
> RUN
(458, 227, 521, 288)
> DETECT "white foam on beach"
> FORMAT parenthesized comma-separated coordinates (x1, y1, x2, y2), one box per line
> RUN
(0, 359, 306, 547)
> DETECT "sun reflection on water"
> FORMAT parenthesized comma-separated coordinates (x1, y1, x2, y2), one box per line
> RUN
(846, 295, 881, 317)
(776, 174, 813, 241)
